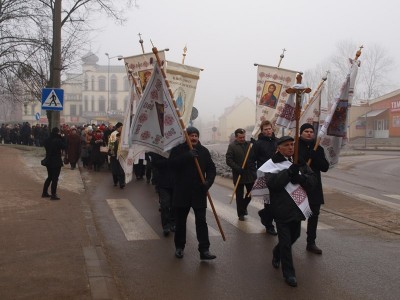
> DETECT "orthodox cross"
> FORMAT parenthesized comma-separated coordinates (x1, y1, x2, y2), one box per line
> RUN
(285, 73, 311, 163)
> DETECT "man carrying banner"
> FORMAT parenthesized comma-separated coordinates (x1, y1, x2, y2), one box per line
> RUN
(226, 128, 257, 221)
(169, 127, 217, 260)
(253, 120, 278, 235)
(256, 136, 316, 287)
(298, 123, 329, 254)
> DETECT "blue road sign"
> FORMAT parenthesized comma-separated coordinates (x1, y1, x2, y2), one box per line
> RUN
(35, 112, 41, 120)
(41, 88, 64, 111)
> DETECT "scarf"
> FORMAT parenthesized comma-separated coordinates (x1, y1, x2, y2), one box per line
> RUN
(252, 159, 312, 219)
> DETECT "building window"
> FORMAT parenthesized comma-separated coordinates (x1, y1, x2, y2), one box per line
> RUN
(124, 76, 130, 91)
(79, 105, 82, 116)
(110, 75, 117, 92)
(110, 99, 117, 110)
(84, 76, 88, 91)
(91, 96, 95, 111)
(84, 97, 88, 112)
(98, 76, 106, 91)
(99, 98, 106, 112)
(124, 98, 128, 110)
(91, 75, 95, 91)
(70, 105, 77, 116)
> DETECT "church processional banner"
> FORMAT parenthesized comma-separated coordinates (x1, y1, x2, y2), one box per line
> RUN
(129, 63, 184, 159)
(253, 65, 298, 137)
(123, 51, 167, 93)
(165, 61, 202, 127)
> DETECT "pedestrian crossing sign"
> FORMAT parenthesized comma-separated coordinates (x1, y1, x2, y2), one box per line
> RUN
(41, 88, 64, 111)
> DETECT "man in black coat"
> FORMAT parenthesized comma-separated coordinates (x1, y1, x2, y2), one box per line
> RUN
(169, 127, 217, 260)
(253, 120, 278, 235)
(260, 136, 317, 287)
(42, 127, 66, 200)
(226, 128, 257, 221)
(298, 123, 330, 254)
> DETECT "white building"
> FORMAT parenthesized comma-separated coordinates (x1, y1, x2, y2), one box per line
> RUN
(19, 52, 130, 125)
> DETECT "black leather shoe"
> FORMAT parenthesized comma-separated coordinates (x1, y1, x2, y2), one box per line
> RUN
(175, 248, 184, 258)
(285, 276, 297, 287)
(272, 256, 280, 269)
(244, 209, 248, 215)
(200, 251, 216, 260)
(306, 244, 322, 254)
(266, 227, 278, 236)
(42, 193, 51, 198)
(163, 228, 170, 237)
(50, 195, 60, 200)
(238, 216, 245, 221)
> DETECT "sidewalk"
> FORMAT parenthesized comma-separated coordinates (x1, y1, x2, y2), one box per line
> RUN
(0, 145, 119, 300)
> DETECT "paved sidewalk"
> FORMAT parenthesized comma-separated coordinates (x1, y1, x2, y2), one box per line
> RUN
(0, 145, 119, 300)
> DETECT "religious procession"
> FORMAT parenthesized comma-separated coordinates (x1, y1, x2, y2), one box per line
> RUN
(34, 44, 365, 291)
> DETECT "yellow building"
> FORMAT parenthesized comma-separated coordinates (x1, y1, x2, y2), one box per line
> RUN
(218, 97, 256, 142)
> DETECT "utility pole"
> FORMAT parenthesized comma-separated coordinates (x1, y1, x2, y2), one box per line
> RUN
(47, 0, 62, 130)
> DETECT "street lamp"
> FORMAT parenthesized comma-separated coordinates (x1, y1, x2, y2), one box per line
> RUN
(105, 53, 123, 116)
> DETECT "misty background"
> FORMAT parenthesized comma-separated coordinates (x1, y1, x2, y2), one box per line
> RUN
(88, 0, 400, 122)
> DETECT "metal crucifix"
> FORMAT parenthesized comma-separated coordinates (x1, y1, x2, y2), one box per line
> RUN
(285, 73, 311, 163)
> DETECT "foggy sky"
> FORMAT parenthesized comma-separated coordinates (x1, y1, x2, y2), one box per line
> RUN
(89, 0, 400, 122)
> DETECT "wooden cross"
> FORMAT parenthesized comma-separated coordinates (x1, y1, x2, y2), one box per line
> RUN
(285, 73, 311, 163)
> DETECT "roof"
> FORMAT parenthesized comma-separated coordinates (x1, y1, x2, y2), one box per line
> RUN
(359, 108, 387, 118)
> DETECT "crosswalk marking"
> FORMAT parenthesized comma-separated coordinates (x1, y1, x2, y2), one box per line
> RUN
(107, 199, 159, 241)
(207, 200, 265, 234)
(352, 193, 400, 210)
(301, 221, 333, 230)
(187, 212, 221, 237)
(106, 197, 334, 241)
(384, 194, 400, 201)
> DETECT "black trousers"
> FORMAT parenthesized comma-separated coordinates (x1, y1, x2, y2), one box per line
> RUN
(159, 187, 175, 230)
(307, 204, 321, 245)
(174, 206, 210, 253)
(235, 182, 253, 217)
(110, 157, 125, 187)
(43, 166, 62, 196)
(273, 220, 301, 278)
(259, 203, 275, 229)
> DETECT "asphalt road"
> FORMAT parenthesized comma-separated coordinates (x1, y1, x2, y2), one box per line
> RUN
(80, 152, 400, 300)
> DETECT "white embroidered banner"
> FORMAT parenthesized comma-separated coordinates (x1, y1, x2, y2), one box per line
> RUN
(129, 63, 185, 159)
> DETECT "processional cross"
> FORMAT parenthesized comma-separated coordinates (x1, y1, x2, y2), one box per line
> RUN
(285, 73, 311, 163)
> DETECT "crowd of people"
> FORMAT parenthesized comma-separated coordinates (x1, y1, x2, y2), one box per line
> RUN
(0, 122, 49, 146)
(30, 119, 329, 288)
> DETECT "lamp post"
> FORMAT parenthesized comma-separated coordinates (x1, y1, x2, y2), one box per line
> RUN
(105, 53, 123, 117)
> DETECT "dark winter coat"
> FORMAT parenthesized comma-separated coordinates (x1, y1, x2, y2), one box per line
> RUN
(66, 133, 81, 165)
(253, 133, 277, 168)
(149, 152, 174, 188)
(44, 132, 67, 168)
(169, 142, 216, 208)
(298, 138, 329, 205)
(226, 140, 256, 184)
(266, 152, 317, 223)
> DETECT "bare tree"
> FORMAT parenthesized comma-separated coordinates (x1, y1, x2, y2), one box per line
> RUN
(0, 0, 137, 126)
(304, 40, 395, 111)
